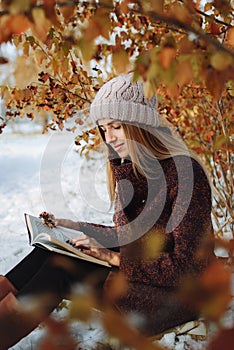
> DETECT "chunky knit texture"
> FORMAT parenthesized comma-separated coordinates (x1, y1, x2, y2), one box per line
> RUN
(90, 74, 159, 128)
(75, 155, 215, 336)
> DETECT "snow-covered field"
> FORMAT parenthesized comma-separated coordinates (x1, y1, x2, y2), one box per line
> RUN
(0, 125, 233, 349)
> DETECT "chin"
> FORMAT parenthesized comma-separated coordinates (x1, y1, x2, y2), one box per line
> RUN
(118, 152, 129, 159)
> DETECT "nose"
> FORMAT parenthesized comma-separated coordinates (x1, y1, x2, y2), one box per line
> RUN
(105, 129, 116, 144)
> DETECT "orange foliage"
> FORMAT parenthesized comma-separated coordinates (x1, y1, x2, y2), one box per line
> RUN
(0, 2, 233, 346)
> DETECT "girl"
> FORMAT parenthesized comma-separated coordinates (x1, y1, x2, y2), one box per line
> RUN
(0, 74, 215, 348)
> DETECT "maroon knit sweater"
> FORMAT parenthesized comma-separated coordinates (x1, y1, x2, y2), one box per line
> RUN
(75, 155, 215, 335)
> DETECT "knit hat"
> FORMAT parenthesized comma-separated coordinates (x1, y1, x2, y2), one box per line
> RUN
(90, 74, 159, 128)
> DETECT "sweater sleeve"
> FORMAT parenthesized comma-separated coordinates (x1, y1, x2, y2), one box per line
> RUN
(73, 221, 119, 249)
(120, 157, 214, 287)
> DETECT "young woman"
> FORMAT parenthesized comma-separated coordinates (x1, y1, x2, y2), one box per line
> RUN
(0, 74, 215, 348)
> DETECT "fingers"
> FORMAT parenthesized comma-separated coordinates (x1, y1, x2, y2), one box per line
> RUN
(68, 235, 91, 248)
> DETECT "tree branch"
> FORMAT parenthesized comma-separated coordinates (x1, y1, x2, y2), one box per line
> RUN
(195, 8, 232, 28)
(142, 10, 234, 58)
(1, 1, 234, 58)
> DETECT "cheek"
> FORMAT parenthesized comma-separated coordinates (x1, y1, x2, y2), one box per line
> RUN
(118, 130, 126, 140)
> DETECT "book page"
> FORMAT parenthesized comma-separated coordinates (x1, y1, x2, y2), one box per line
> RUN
(33, 238, 110, 266)
(25, 214, 111, 267)
(26, 214, 83, 244)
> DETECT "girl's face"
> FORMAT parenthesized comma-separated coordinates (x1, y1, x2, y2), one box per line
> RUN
(98, 118, 129, 158)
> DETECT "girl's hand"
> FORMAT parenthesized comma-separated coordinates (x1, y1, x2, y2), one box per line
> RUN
(39, 212, 75, 229)
(68, 235, 120, 267)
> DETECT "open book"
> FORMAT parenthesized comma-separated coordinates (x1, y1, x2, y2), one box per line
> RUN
(25, 213, 111, 268)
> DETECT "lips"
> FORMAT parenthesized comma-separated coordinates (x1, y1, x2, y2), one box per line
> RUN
(114, 143, 124, 151)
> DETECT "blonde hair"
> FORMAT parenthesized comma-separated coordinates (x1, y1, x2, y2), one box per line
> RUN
(101, 123, 210, 202)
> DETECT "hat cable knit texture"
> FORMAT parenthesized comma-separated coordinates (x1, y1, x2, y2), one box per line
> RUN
(90, 74, 159, 128)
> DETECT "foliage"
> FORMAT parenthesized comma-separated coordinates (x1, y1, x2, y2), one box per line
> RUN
(0, 0, 233, 348)
(0, 0, 233, 234)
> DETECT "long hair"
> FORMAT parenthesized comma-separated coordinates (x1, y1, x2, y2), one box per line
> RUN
(99, 122, 210, 202)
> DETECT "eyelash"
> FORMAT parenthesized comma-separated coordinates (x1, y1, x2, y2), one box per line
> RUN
(101, 125, 121, 132)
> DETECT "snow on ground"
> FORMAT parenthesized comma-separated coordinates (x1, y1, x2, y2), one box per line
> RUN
(0, 125, 233, 349)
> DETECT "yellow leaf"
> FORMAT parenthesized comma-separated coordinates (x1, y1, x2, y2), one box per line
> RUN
(14, 56, 39, 88)
(34, 49, 48, 65)
(226, 80, 234, 97)
(78, 38, 95, 62)
(8, 0, 30, 14)
(213, 134, 228, 150)
(112, 48, 130, 74)
(23, 41, 30, 57)
(143, 80, 155, 99)
(69, 293, 96, 322)
(210, 51, 233, 71)
(143, 229, 165, 259)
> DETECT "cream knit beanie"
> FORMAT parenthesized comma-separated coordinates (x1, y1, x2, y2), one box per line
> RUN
(90, 74, 159, 128)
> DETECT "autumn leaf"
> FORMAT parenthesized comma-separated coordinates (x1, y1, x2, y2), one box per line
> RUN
(84, 8, 111, 42)
(38, 318, 77, 350)
(149, 0, 164, 13)
(178, 37, 195, 55)
(0, 14, 29, 43)
(169, 3, 192, 25)
(143, 80, 155, 99)
(209, 22, 222, 35)
(210, 51, 233, 71)
(158, 47, 177, 70)
(14, 56, 39, 89)
(213, 134, 229, 150)
(112, 48, 130, 74)
(43, 0, 61, 28)
(142, 0, 164, 13)
(226, 80, 234, 96)
(207, 327, 234, 350)
(180, 260, 232, 322)
(30, 8, 51, 42)
(77, 38, 95, 62)
(176, 59, 194, 87)
(119, 0, 131, 14)
(104, 272, 128, 302)
(69, 293, 96, 322)
(205, 68, 226, 100)
(226, 27, 234, 47)
(59, 4, 76, 24)
(5, 0, 31, 14)
(102, 308, 164, 350)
